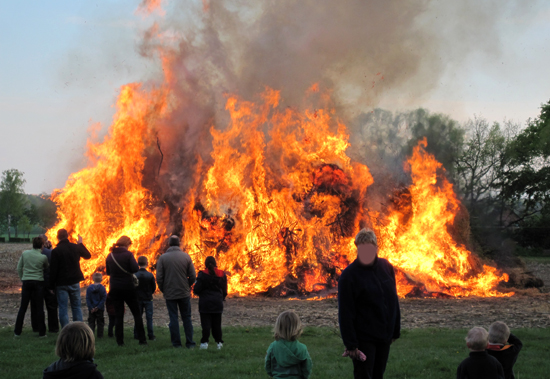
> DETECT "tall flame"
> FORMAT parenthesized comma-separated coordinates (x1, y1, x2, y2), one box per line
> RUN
(48, 83, 510, 298)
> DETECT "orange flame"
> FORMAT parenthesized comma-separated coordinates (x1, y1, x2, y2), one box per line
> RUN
(48, 83, 510, 298)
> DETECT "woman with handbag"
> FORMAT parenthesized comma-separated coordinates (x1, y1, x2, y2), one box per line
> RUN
(105, 236, 147, 346)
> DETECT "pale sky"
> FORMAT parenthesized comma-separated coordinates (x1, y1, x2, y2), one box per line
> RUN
(1, 1, 549, 195)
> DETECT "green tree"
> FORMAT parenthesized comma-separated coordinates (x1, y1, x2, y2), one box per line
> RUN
(405, 109, 465, 180)
(502, 100, 550, 215)
(17, 215, 32, 239)
(36, 194, 58, 229)
(0, 169, 27, 239)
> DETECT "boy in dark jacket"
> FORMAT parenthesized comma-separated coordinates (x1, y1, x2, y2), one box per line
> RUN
(134, 256, 157, 340)
(487, 321, 523, 379)
(193, 256, 227, 349)
(86, 273, 106, 338)
(457, 327, 504, 379)
(43, 322, 103, 379)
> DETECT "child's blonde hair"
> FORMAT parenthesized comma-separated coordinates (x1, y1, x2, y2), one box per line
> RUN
(56, 322, 95, 362)
(465, 327, 489, 351)
(274, 310, 303, 341)
(354, 228, 377, 246)
(488, 321, 510, 344)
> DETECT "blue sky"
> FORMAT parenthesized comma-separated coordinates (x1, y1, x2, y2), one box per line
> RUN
(1, 1, 549, 194)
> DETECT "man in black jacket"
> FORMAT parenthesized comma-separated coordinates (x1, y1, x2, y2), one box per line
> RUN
(338, 228, 400, 379)
(49, 229, 91, 328)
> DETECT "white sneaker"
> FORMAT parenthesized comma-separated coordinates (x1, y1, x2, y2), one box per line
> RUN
(200, 342, 208, 350)
(217, 342, 223, 350)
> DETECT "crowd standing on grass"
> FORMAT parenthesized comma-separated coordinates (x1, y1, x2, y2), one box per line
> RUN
(49, 229, 91, 328)
(9, 231, 525, 378)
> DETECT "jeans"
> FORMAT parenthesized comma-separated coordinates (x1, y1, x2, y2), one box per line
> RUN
(352, 340, 392, 379)
(88, 309, 105, 338)
(134, 300, 154, 339)
(14, 280, 46, 336)
(56, 283, 83, 328)
(109, 288, 146, 345)
(166, 297, 195, 348)
(200, 312, 223, 344)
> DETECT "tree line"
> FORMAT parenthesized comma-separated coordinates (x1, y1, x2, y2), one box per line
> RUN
(0, 169, 58, 240)
(353, 98, 550, 255)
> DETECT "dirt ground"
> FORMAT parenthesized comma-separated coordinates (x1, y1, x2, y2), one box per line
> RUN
(2, 243, 549, 330)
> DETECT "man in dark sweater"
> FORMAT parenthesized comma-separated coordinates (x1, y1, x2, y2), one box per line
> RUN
(487, 321, 523, 379)
(457, 327, 504, 379)
(338, 228, 400, 379)
(134, 256, 157, 341)
(49, 229, 91, 328)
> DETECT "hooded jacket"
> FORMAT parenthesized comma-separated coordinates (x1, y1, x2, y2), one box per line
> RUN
(193, 268, 228, 313)
(265, 339, 312, 379)
(338, 257, 401, 349)
(86, 283, 107, 310)
(42, 359, 103, 379)
(487, 333, 523, 379)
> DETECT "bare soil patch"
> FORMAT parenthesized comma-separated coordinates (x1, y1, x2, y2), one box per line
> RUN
(2, 244, 549, 330)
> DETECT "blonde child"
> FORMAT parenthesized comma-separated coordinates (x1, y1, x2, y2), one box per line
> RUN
(265, 311, 312, 379)
(457, 327, 504, 379)
(86, 273, 106, 338)
(43, 322, 103, 379)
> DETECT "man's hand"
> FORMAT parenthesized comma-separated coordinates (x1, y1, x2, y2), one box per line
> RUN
(77, 235, 83, 244)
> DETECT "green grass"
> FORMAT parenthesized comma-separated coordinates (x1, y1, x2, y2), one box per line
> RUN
(521, 256, 550, 264)
(1, 327, 549, 379)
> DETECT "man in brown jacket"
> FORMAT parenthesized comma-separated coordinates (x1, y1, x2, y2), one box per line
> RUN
(156, 235, 196, 348)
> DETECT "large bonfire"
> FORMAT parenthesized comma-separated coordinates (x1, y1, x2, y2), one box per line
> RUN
(47, 1, 511, 298)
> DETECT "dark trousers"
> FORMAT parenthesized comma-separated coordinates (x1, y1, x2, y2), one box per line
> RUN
(166, 297, 195, 348)
(43, 288, 59, 332)
(109, 288, 146, 345)
(32, 289, 59, 333)
(200, 312, 223, 344)
(108, 313, 116, 337)
(352, 340, 392, 379)
(15, 280, 46, 336)
(88, 309, 105, 338)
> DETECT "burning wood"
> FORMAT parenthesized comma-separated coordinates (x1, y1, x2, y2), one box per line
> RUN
(47, 86, 512, 298)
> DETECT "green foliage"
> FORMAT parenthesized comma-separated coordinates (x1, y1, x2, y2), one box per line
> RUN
(1, 326, 549, 379)
(405, 109, 465, 180)
(502, 100, 550, 213)
(0, 169, 27, 238)
(17, 215, 32, 238)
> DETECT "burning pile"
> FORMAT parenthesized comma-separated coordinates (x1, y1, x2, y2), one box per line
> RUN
(47, 82, 510, 298)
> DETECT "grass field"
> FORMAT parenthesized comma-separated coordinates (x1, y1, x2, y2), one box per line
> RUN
(1, 326, 549, 379)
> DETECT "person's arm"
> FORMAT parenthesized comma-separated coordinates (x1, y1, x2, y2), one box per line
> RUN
(42, 255, 49, 271)
(49, 250, 59, 289)
(508, 333, 523, 353)
(187, 258, 196, 286)
(77, 236, 92, 260)
(98, 285, 107, 309)
(193, 274, 203, 295)
(338, 272, 358, 350)
(86, 286, 93, 309)
(17, 254, 24, 280)
(128, 254, 139, 274)
(222, 274, 228, 300)
(391, 265, 401, 340)
(156, 258, 164, 292)
(301, 349, 313, 379)
(105, 255, 111, 276)
(265, 344, 273, 377)
(150, 274, 157, 294)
